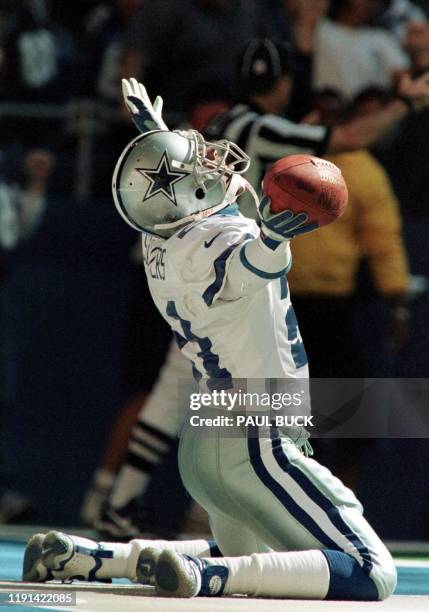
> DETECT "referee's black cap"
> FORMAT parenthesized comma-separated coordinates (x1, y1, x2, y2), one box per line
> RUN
(238, 39, 295, 96)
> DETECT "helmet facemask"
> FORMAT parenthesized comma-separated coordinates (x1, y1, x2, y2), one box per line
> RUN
(174, 129, 250, 190)
(112, 129, 254, 238)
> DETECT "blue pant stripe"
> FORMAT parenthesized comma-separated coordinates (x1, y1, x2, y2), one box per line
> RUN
(269, 428, 373, 576)
(247, 433, 342, 551)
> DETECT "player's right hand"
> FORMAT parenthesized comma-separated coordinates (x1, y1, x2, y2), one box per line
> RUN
(258, 195, 319, 250)
(122, 78, 168, 134)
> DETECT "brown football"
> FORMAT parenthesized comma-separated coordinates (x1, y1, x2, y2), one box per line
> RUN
(263, 154, 348, 227)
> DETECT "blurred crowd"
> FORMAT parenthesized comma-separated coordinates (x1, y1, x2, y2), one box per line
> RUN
(1, 0, 429, 199)
(0, 0, 429, 538)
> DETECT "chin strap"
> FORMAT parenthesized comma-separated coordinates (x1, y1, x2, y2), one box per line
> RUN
(154, 201, 231, 231)
(236, 175, 260, 211)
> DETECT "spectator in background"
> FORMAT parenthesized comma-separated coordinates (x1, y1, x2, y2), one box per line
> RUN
(206, 38, 429, 218)
(313, 0, 410, 99)
(65, 1, 148, 200)
(378, 0, 428, 43)
(403, 19, 429, 74)
(82, 0, 145, 105)
(121, 0, 262, 124)
(287, 95, 411, 487)
(287, 0, 332, 118)
(0, 0, 78, 103)
(352, 86, 395, 115)
(0, 0, 80, 154)
(0, 148, 55, 523)
(340, 87, 429, 381)
(288, 147, 411, 378)
(0, 139, 138, 526)
(0, 149, 55, 255)
(259, 0, 330, 119)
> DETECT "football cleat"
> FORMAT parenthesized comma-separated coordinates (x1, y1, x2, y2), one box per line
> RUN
(95, 500, 150, 542)
(23, 534, 53, 582)
(41, 531, 112, 582)
(0, 490, 33, 523)
(150, 550, 228, 598)
(95, 498, 177, 542)
(80, 476, 114, 528)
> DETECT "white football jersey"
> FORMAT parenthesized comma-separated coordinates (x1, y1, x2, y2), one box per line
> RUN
(142, 212, 308, 390)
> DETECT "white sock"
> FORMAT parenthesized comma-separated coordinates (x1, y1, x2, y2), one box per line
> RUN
(93, 469, 116, 490)
(61, 535, 130, 581)
(84, 538, 216, 581)
(206, 550, 330, 598)
(80, 469, 115, 525)
(109, 465, 150, 509)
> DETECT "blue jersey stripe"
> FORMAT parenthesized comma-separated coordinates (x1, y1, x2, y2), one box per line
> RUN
(285, 305, 308, 368)
(167, 301, 232, 390)
(173, 331, 187, 349)
(202, 232, 255, 306)
(202, 243, 239, 306)
(240, 243, 289, 279)
(279, 276, 288, 300)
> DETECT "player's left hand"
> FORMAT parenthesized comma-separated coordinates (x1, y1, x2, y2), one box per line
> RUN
(258, 195, 319, 249)
(122, 78, 168, 133)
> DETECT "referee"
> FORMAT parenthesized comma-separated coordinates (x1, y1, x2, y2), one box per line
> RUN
(205, 38, 427, 215)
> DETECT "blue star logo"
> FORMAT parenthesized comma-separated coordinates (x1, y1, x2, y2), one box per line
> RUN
(137, 152, 188, 206)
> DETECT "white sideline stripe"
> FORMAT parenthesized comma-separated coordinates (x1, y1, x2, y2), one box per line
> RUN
(386, 540, 429, 554)
(395, 560, 429, 568)
(258, 428, 365, 567)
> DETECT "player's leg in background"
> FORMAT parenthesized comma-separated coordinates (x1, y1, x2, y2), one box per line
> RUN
(176, 419, 396, 600)
(80, 271, 172, 530)
(79, 392, 146, 527)
(95, 340, 195, 539)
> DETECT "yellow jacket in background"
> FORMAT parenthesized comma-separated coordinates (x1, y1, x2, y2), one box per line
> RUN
(288, 150, 410, 297)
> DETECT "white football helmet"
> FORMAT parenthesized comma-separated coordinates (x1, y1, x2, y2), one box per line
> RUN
(112, 129, 255, 238)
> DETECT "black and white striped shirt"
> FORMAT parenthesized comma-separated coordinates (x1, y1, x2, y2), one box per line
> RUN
(205, 103, 331, 216)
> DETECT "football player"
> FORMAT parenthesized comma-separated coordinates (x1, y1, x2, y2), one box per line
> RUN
(88, 40, 429, 539)
(23, 80, 397, 601)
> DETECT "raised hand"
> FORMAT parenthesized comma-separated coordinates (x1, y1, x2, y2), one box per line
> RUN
(122, 78, 168, 133)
